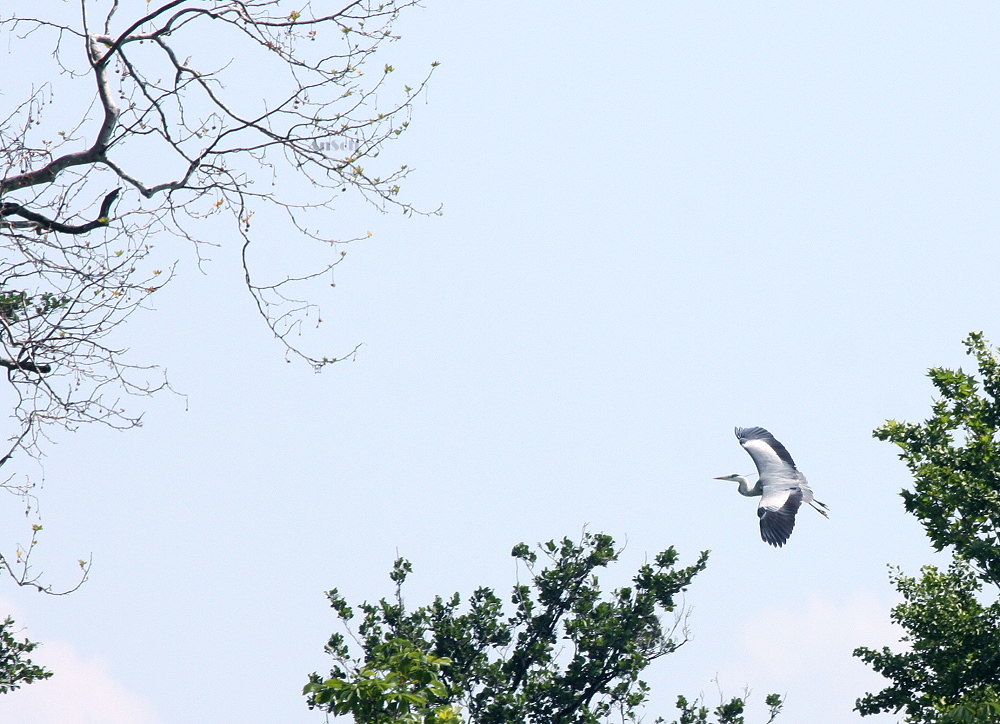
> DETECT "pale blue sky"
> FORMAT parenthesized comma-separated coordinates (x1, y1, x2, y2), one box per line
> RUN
(3, 2, 1000, 723)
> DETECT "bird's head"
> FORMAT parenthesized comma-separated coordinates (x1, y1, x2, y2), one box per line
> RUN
(713, 473, 747, 482)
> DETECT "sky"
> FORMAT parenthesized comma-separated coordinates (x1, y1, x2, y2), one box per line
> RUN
(3, 1, 1000, 723)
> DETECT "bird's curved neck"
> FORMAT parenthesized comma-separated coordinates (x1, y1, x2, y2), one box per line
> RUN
(735, 476, 762, 497)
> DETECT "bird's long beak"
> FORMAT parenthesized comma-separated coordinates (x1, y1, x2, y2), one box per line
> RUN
(712, 476, 729, 480)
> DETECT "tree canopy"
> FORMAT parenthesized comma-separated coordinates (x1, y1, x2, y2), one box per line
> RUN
(0, 616, 51, 694)
(306, 532, 782, 724)
(855, 332, 1000, 722)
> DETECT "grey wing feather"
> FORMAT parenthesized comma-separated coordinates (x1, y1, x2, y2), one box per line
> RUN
(757, 486, 803, 547)
(735, 426, 799, 479)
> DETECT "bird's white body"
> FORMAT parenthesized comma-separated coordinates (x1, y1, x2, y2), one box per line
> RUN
(715, 427, 828, 547)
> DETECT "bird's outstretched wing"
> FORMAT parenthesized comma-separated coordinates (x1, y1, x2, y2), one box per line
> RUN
(735, 426, 798, 479)
(757, 485, 803, 547)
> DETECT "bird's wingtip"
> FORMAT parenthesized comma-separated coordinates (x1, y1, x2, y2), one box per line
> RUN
(735, 426, 772, 442)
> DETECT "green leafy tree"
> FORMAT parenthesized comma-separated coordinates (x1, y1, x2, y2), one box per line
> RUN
(940, 702, 1000, 724)
(0, 616, 51, 694)
(669, 693, 783, 724)
(855, 332, 1000, 722)
(304, 637, 460, 724)
(307, 532, 781, 724)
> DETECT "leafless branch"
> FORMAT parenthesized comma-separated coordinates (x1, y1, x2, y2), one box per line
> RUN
(0, 524, 90, 595)
(0, 0, 435, 590)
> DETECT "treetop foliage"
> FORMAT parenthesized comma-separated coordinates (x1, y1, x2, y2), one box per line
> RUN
(855, 561, 1000, 722)
(875, 332, 1000, 585)
(0, 616, 51, 694)
(306, 532, 714, 724)
(855, 332, 1000, 722)
(670, 692, 783, 724)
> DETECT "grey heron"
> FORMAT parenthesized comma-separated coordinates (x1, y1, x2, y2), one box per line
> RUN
(714, 427, 829, 547)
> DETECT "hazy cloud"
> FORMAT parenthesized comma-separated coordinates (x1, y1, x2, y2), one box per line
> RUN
(0, 618, 160, 724)
(715, 590, 905, 723)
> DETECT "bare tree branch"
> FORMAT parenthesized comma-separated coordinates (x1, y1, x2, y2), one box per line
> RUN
(0, 0, 436, 590)
(1, 188, 119, 234)
(0, 524, 90, 595)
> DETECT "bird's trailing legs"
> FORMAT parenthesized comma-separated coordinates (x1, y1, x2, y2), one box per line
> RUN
(808, 499, 830, 518)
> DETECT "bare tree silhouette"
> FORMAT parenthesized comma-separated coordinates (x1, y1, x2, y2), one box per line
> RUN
(0, 0, 435, 587)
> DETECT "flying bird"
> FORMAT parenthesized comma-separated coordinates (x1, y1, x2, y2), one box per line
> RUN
(714, 427, 829, 547)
